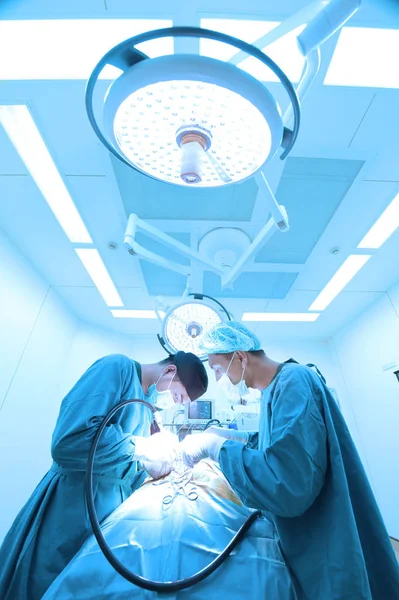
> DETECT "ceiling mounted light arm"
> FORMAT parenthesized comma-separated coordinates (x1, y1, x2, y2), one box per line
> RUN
(255, 171, 290, 231)
(221, 174, 289, 289)
(283, 47, 321, 127)
(124, 214, 188, 276)
(227, 0, 329, 67)
(125, 210, 288, 291)
(127, 239, 190, 277)
(86, 26, 300, 165)
(296, 0, 362, 57)
(282, 0, 361, 126)
(222, 219, 279, 290)
(124, 214, 226, 276)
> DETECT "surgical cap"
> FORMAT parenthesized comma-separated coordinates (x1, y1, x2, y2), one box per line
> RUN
(174, 351, 208, 401)
(199, 321, 262, 355)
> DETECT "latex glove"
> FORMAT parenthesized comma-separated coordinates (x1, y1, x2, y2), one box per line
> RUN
(181, 433, 225, 469)
(133, 431, 179, 464)
(205, 426, 249, 444)
(141, 459, 173, 481)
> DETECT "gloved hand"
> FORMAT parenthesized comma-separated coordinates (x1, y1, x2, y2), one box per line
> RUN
(180, 433, 225, 469)
(141, 459, 173, 481)
(133, 431, 179, 464)
(205, 426, 249, 444)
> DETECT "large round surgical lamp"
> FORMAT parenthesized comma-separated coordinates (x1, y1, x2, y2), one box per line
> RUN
(156, 292, 231, 360)
(86, 27, 301, 187)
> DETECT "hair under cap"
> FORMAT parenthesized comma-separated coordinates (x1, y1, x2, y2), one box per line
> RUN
(173, 351, 208, 401)
(199, 321, 262, 355)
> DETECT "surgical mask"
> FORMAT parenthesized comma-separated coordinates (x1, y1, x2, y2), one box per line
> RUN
(217, 353, 250, 405)
(148, 373, 176, 410)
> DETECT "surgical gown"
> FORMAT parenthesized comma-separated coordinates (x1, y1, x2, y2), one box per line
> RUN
(0, 354, 152, 600)
(219, 362, 399, 600)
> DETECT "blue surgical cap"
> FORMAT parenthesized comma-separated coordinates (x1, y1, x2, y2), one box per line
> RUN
(199, 321, 262, 355)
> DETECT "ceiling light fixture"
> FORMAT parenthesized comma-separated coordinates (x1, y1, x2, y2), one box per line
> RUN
(324, 26, 399, 89)
(0, 105, 92, 244)
(75, 249, 123, 307)
(0, 19, 173, 80)
(309, 254, 371, 311)
(199, 18, 307, 83)
(357, 191, 399, 249)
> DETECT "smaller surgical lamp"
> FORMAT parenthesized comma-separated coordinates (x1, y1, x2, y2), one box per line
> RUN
(156, 293, 231, 360)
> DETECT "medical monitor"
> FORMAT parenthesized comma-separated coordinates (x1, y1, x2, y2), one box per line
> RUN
(185, 399, 212, 424)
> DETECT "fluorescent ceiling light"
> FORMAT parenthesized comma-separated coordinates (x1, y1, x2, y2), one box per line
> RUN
(111, 309, 158, 319)
(309, 254, 371, 311)
(0, 105, 92, 243)
(0, 20, 173, 80)
(357, 192, 399, 249)
(242, 312, 320, 322)
(325, 27, 399, 88)
(200, 19, 305, 83)
(76, 249, 123, 307)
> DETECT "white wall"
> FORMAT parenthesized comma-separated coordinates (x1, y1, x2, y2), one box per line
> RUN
(58, 323, 161, 398)
(0, 230, 78, 542)
(333, 282, 399, 538)
(0, 235, 173, 543)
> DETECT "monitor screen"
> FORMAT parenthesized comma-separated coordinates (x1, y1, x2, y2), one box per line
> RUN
(188, 400, 212, 421)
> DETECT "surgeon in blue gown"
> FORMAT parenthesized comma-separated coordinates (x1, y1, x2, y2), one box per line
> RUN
(181, 322, 399, 600)
(0, 351, 208, 600)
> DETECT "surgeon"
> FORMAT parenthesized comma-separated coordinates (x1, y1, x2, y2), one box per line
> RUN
(181, 322, 399, 600)
(0, 351, 208, 600)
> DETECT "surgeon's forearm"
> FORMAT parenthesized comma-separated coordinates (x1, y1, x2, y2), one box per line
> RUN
(218, 440, 325, 518)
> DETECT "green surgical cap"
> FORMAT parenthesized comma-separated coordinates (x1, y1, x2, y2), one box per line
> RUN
(199, 321, 262, 355)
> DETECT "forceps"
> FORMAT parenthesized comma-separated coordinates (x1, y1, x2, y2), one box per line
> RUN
(153, 471, 199, 506)
(162, 479, 199, 506)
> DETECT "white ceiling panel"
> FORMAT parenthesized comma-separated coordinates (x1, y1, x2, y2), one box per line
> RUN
(350, 92, 399, 152)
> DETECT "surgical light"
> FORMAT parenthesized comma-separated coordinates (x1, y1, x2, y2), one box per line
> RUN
(157, 293, 231, 360)
(86, 26, 301, 188)
(87, 1, 362, 187)
(109, 70, 274, 186)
